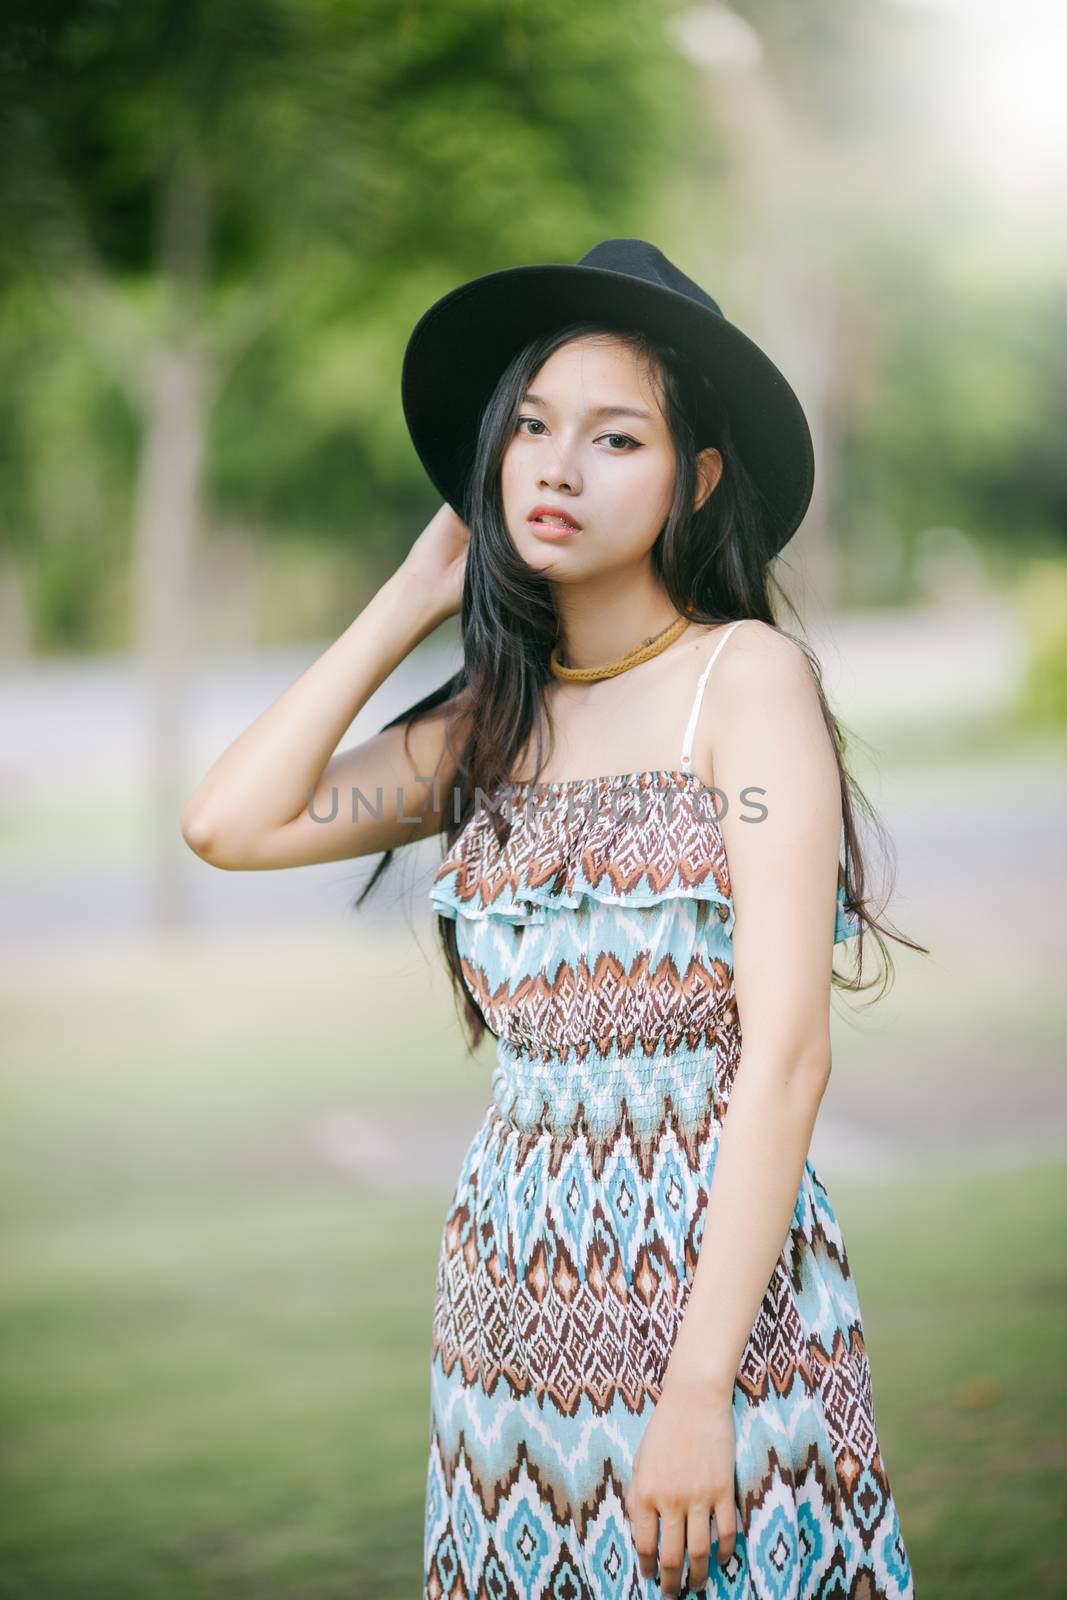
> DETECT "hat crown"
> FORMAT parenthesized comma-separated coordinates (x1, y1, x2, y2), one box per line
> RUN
(400, 235, 813, 551)
(577, 237, 724, 321)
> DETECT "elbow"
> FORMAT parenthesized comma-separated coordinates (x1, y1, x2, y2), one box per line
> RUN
(180, 803, 240, 870)
(741, 1029, 832, 1095)
(777, 1027, 832, 1092)
(797, 1035, 833, 1091)
(180, 801, 209, 856)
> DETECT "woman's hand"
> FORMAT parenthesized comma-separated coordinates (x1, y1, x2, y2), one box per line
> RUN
(625, 1373, 738, 1595)
(398, 501, 472, 627)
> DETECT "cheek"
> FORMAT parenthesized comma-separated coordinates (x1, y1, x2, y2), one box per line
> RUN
(614, 465, 675, 554)
(609, 456, 674, 520)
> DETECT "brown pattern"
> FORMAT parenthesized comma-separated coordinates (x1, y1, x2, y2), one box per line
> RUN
(435, 770, 733, 920)
(459, 943, 740, 1068)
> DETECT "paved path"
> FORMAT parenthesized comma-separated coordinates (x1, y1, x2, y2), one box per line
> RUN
(0, 600, 1062, 961)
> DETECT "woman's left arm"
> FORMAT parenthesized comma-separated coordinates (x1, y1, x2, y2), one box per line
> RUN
(625, 622, 844, 1595)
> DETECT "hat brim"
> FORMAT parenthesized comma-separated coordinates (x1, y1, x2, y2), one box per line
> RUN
(401, 260, 814, 551)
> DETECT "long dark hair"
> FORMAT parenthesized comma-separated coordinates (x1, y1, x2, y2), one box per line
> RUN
(353, 320, 928, 1053)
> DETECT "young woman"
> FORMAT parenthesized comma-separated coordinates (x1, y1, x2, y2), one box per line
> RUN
(182, 240, 921, 1598)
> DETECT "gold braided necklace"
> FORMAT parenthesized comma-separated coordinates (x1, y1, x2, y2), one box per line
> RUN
(549, 612, 692, 682)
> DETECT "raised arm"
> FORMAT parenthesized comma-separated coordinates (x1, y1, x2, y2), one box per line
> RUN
(180, 504, 471, 871)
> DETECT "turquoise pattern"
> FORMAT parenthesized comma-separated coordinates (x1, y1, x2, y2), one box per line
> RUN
(424, 768, 913, 1598)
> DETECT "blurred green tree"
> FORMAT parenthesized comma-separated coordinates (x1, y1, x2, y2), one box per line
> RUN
(0, 0, 699, 921)
(0, 0, 698, 644)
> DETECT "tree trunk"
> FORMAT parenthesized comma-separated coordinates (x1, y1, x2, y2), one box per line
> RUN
(695, 55, 842, 617)
(131, 146, 214, 930)
(130, 339, 211, 929)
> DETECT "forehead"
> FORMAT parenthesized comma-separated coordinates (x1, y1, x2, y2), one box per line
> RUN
(525, 335, 664, 419)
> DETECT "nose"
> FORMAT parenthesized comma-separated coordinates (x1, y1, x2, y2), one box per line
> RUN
(540, 457, 581, 493)
(537, 431, 583, 494)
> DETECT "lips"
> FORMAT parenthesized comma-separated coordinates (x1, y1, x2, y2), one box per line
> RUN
(528, 504, 582, 530)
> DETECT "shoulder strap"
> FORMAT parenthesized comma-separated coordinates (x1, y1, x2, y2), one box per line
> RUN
(680, 620, 746, 771)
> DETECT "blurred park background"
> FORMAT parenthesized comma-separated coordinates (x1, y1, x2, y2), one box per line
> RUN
(1, 0, 1065, 1595)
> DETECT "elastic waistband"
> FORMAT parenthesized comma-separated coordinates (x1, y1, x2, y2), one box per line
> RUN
(494, 1038, 721, 1077)
(490, 1039, 726, 1135)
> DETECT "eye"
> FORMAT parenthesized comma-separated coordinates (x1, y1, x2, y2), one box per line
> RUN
(515, 417, 641, 452)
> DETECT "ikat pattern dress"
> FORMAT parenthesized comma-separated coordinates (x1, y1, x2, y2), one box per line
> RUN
(424, 621, 915, 1599)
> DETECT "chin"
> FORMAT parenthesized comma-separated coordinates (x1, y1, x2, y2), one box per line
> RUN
(514, 529, 567, 561)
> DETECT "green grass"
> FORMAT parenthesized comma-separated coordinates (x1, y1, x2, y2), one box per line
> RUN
(1, 930, 1064, 1597)
(840, 1162, 1067, 1596)
(1, 1181, 440, 1598)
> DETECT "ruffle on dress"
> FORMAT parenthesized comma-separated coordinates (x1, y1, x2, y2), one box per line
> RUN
(429, 770, 860, 945)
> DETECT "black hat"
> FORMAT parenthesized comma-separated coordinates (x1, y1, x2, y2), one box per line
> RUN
(400, 237, 814, 553)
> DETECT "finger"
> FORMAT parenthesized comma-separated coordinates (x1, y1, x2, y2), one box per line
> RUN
(658, 1508, 686, 1597)
(714, 1495, 738, 1567)
(685, 1504, 712, 1592)
(628, 1501, 660, 1583)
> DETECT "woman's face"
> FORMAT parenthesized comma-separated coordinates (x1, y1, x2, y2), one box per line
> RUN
(500, 333, 717, 580)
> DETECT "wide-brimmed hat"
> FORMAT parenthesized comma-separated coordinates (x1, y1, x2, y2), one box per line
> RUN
(400, 236, 815, 552)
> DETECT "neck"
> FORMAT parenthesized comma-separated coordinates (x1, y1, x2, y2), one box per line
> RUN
(552, 567, 685, 671)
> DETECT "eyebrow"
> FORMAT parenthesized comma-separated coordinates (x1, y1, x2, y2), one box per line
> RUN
(521, 391, 654, 422)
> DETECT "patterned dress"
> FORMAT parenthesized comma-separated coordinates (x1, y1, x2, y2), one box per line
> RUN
(424, 624, 914, 1599)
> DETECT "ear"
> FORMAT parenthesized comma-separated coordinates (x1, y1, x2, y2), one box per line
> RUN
(693, 446, 723, 514)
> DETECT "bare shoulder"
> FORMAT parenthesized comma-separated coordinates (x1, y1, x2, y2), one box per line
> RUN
(714, 619, 815, 700)
(703, 621, 834, 821)
(705, 623, 821, 769)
